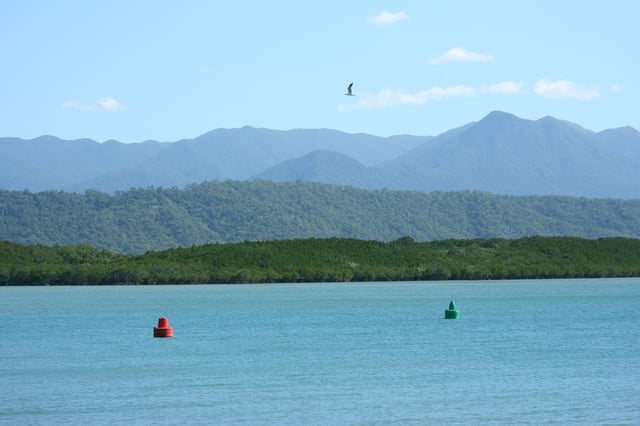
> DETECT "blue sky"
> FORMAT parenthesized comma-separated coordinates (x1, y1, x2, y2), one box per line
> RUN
(1, 1, 638, 142)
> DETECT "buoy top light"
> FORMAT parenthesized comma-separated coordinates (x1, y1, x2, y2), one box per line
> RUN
(444, 300, 460, 319)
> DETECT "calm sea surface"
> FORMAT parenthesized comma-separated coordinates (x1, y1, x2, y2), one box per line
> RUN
(1, 279, 639, 425)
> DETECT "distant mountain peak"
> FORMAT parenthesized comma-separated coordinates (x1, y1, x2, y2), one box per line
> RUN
(598, 125, 640, 136)
(33, 135, 62, 143)
(478, 110, 525, 126)
(484, 110, 519, 120)
(471, 110, 524, 133)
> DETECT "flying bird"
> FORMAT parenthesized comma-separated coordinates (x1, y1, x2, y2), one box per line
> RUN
(345, 82, 355, 96)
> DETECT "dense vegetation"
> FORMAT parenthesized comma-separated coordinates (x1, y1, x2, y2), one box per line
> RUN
(2, 237, 639, 285)
(1, 180, 640, 253)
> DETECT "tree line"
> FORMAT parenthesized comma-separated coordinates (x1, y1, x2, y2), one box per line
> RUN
(2, 236, 639, 285)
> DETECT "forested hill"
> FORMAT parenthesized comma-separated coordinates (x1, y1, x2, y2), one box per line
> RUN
(1, 180, 640, 254)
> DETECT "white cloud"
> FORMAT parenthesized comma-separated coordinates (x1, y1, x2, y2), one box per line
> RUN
(611, 84, 622, 93)
(61, 96, 125, 112)
(97, 96, 124, 112)
(487, 81, 523, 94)
(338, 85, 476, 111)
(367, 10, 409, 26)
(429, 47, 493, 64)
(533, 79, 599, 100)
(61, 99, 84, 109)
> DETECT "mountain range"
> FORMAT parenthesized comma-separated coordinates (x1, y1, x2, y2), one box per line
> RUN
(1, 111, 639, 198)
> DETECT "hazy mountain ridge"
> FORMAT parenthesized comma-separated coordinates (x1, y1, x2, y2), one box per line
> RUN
(259, 112, 640, 197)
(1, 111, 639, 198)
(380, 111, 627, 196)
(1, 126, 427, 193)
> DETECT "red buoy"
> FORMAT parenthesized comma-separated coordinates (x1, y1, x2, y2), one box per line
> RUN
(153, 317, 174, 338)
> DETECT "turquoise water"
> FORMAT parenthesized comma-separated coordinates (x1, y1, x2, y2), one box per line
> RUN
(1, 279, 639, 425)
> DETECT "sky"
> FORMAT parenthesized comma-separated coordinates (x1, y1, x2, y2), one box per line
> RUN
(1, 1, 638, 142)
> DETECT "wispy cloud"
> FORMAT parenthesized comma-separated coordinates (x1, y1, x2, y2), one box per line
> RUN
(338, 81, 526, 111)
(338, 85, 476, 111)
(97, 97, 124, 112)
(610, 84, 622, 93)
(367, 10, 409, 26)
(487, 81, 523, 94)
(61, 96, 125, 112)
(429, 47, 493, 64)
(533, 79, 599, 100)
(60, 99, 84, 110)
(338, 78, 601, 111)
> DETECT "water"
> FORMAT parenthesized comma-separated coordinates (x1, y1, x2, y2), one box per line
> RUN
(1, 279, 639, 425)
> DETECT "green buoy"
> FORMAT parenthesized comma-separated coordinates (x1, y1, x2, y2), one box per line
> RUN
(444, 300, 460, 319)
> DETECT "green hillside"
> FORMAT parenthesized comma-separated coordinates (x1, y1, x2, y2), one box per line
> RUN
(1, 180, 640, 253)
(1, 237, 639, 285)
